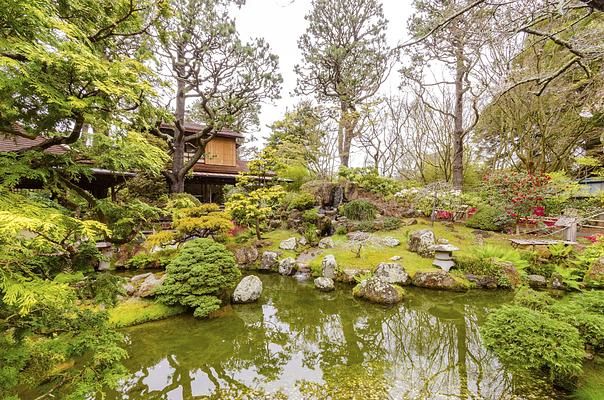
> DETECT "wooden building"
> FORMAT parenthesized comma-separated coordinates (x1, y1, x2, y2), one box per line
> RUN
(159, 123, 248, 203)
(1, 124, 248, 203)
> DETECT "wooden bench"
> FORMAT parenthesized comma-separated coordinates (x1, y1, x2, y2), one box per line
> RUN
(509, 239, 576, 250)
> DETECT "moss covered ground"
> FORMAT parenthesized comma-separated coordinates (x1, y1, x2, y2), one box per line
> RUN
(235, 221, 517, 278)
(574, 359, 604, 400)
(108, 298, 186, 328)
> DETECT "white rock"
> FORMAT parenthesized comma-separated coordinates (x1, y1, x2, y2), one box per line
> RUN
(382, 237, 401, 247)
(322, 254, 337, 278)
(279, 237, 297, 250)
(278, 257, 296, 276)
(137, 274, 165, 298)
(374, 263, 409, 285)
(314, 277, 335, 292)
(260, 251, 279, 270)
(232, 275, 263, 303)
(318, 237, 335, 249)
(130, 272, 152, 283)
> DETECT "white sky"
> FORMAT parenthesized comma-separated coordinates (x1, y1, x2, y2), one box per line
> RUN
(232, 0, 415, 164)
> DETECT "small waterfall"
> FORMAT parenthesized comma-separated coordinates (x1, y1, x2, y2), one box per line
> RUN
(332, 186, 344, 208)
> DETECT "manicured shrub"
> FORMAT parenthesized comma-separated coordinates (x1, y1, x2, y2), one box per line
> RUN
(287, 192, 316, 211)
(482, 305, 585, 384)
(382, 216, 401, 231)
(513, 287, 554, 310)
(302, 208, 319, 224)
(154, 238, 241, 318)
(355, 220, 375, 232)
(339, 199, 377, 221)
(125, 249, 177, 270)
(546, 302, 604, 350)
(573, 290, 604, 314)
(465, 205, 510, 231)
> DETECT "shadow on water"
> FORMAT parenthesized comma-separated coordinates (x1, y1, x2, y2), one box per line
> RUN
(104, 274, 566, 400)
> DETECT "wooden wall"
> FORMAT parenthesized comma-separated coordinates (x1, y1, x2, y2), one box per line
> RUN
(205, 137, 236, 166)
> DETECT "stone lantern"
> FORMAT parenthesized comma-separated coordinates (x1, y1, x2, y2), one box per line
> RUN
(430, 244, 459, 272)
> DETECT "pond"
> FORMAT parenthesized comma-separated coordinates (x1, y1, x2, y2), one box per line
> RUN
(105, 274, 565, 400)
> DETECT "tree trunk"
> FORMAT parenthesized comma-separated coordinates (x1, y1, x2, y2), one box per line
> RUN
(255, 218, 262, 240)
(338, 101, 358, 168)
(171, 48, 187, 194)
(452, 41, 465, 191)
(337, 102, 348, 167)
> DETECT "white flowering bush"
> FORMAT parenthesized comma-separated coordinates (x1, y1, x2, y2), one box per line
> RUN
(394, 186, 481, 217)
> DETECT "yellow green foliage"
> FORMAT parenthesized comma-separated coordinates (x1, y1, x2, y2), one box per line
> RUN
(226, 186, 285, 238)
(144, 230, 179, 249)
(173, 212, 233, 237)
(144, 200, 233, 248)
(108, 298, 185, 328)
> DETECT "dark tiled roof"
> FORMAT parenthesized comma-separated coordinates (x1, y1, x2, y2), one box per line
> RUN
(159, 122, 244, 139)
(0, 135, 68, 154)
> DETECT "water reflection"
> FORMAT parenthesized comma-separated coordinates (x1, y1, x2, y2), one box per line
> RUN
(106, 275, 563, 400)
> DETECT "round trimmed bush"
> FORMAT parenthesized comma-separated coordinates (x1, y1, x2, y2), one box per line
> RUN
(154, 238, 241, 318)
(465, 205, 509, 231)
(287, 192, 316, 211)
(339, 199, 377, 221)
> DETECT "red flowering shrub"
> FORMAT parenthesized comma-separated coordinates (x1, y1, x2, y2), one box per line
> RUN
(436, 210, 453, 220)
(482, 171, 550, 232)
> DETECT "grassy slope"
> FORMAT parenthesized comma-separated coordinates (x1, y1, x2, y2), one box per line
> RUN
(108, 298, 185, 328)
(238, 221, 516, 277)
(573, 359, 604, 400)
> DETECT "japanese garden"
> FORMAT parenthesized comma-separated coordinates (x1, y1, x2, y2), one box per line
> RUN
(2, 0, 604, 399)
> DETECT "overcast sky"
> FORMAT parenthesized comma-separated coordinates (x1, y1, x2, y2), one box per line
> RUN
(232, 0, 415, 163)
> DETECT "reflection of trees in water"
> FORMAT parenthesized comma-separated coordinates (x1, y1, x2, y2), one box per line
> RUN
(106, 278, 553, 399)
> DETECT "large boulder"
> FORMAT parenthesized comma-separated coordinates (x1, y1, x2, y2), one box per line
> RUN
(527, 274, 547, 289)
(353, 277, 403, 305)
(232, 275, 263, 303)
(374, 263, 410, 285)
(321, 254, 337, 278)
(335, 268, 364, 284)
(300, 180, 336, 207)
(259, 251, 279, 271)
(137, 273, 166, 298)
(318, 237, 335, 249)
(130, 272, 153, 283)
(278, 257, 296, 276)
(234, 246, 259, 266)
(412, 270, 467, 291)
(408, 230, 436, 258)
(585, 257, 604, 287)
(381, 237, 401, 247)
(314, 277, 335, 292)
(279, 237, 297, 250)
(465, 274, 498, 289)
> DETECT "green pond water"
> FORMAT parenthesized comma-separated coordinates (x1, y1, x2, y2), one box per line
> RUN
(105, 274, 565, 400)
